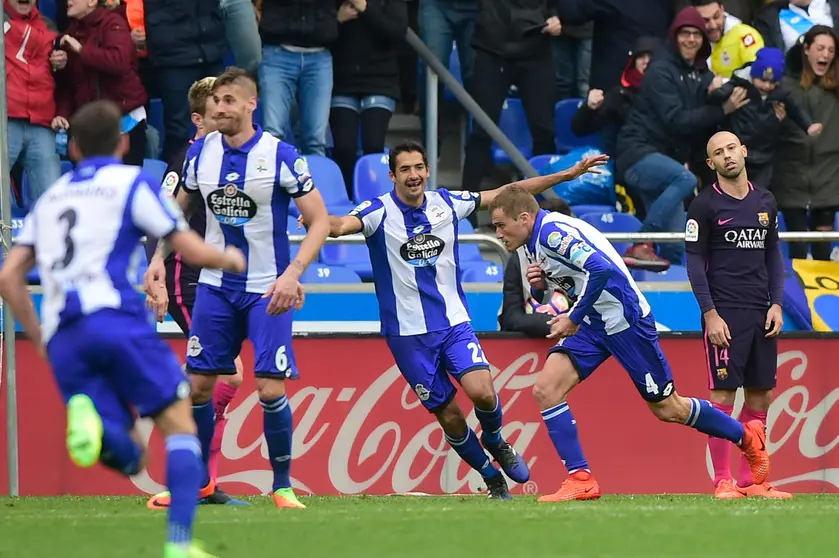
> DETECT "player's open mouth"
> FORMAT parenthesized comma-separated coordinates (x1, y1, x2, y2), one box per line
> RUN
(406, 180, 422, 189)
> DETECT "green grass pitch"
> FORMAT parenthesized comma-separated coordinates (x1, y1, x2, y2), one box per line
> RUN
(2, 495, 838, 557)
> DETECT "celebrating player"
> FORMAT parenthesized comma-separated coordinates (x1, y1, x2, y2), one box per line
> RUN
(0, 100, 246, 557)
(145, 77, 246, 506)
(685, 131, 791, 499)
(488, 185, 770, 502)
(144, 67, 330, 510)
(319, 141, 607, 498)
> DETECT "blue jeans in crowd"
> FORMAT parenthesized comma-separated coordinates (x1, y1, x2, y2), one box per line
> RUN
(552, 35, 592, 100)
(259, 46, 332, 155)
(221, 0, 261, 75)
(8, 119, 61, 210)
(624, 153, 697, 264)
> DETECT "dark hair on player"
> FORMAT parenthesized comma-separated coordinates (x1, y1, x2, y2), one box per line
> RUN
(388, 141, 428, 173)
(489, 185, 540, 218)
(539, 197, 573, 217)
(213, 66, 258, 96)
(69, 100, 122, 158)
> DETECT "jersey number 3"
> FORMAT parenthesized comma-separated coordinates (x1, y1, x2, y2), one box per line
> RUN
(52, 209, 77, 271)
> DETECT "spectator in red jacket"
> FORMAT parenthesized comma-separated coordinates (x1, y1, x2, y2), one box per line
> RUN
(4, 0, 62, 208)
(53, 0, 148, 165)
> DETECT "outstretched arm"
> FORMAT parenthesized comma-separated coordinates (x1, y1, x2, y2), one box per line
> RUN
(0, 246, 42, 351)
(478, 154, 610, 208)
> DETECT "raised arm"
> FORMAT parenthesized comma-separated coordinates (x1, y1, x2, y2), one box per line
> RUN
(0, 243, 42, 351)
(478, 154, 610, 208)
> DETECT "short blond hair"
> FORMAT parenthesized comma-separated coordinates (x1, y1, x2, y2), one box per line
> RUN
(188, 77, 217, 116)
(488, 185, 540, 219)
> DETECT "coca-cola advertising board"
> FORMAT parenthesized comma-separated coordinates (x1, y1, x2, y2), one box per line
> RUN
(1, 335, 838, 496)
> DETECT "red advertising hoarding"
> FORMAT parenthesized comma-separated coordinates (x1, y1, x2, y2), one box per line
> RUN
(1, 336, 837, 496)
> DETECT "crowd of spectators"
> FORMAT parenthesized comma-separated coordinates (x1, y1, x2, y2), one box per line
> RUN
(4, 0, 838, 271)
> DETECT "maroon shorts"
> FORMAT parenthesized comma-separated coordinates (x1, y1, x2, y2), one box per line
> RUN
(702, 307, 777, 391)
(165, 255, 199, 335)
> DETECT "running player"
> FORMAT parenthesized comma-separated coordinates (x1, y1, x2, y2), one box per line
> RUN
(686, 131, 791, 499)
(0, 100, 246, 558)
(488, 185, 770, 502)
(145, 77, 245, 506)
(144, 67, 330, 509)
(321, 141, 607, 498)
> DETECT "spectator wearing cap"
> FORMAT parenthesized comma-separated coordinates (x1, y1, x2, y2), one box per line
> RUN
(53, 0, 148, 165)
(693, 0, 764, 78)
(616, 7, 749, 269)
(4, 0, 62, 208)
(330, 0, 408, 199)
(754, 0, 839, 53)
(771, 25, 839, 260)
(709, 46, 822, 189)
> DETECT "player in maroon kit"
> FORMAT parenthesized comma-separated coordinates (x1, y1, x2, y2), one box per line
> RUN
(685, 131, 791, 499)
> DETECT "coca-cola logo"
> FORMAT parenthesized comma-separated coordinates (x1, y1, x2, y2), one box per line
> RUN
(705, 350, 839, 489)
(131, 353, 546, 496)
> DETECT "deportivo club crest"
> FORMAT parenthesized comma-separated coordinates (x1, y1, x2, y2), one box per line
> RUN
(757, 212, 769, 227)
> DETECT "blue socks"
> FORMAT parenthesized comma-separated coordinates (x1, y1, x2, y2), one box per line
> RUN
(165, 434, 202, 548)
(475, 394, 504, 446)
(99, 421, 143, 475)
(541, 402, 589, 473)
(685, 398, 745, 443)
(445, 428, 500, 479)
(261, 395, 293, 491)
(192, 400, 215, 487)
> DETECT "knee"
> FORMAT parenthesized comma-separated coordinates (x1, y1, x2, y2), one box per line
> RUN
(435, 401, 467, 436)
(189, 375, 216, 404)
(256, 377, 286, 401)
(649, 394, 691, 423)
(471, 390, 497, 411)
(532, 377, 570, 410)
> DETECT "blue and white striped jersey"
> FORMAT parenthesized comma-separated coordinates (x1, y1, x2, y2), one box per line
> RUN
(15, 157, 188, 343)
(350, 189, 481, 336)
(526, 209, 652, 336)
(183, 127, 313, 293)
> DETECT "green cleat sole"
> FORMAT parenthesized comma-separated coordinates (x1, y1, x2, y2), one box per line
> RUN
(66, 394, 103, 468)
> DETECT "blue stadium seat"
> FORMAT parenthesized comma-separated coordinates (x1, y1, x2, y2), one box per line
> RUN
(300, 264, 362, 284)
(633, 265, 689, 282)
(461, 262, 503, 283)
(148, 99, 165, 157)
(456, 219, 485, 263)
(579, 211, 643, 254)
(572, 204, 617, 218)
(555, 98, 600, 153)
(353, 153, 393, 203)
(489, 98, 533, 164)
(299, 155, 354, 216)
(142, 159, 168, 186)
(528, 154, 562, 174)
(320, 244, 373, 281)
(39, 0, 57, 21)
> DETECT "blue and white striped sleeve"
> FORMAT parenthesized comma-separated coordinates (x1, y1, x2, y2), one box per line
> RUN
(182, 140, 203, 192)
(348, 198, 385, 238)
(539, 223, 615, 325)
(276, 143, 315, 198)
(15, 214, 36, 247)
(131, 172, 189, 239)
(441, 189, 481, 220)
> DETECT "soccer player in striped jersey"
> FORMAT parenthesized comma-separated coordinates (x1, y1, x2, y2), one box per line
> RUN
(145, 77, 246, 507)
(0, 100, 246, 558)
(488, 186, 770, 502)
(144, 67, 330, 509)
(322, 141, 607, 498)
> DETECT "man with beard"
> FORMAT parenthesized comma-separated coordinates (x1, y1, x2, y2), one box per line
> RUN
(685, 131, 791, 499)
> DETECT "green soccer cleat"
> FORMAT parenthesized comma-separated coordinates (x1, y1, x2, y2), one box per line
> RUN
(65, 394, 103, 468)
(163, 541, 218, 558)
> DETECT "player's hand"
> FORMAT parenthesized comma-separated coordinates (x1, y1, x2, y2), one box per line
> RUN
(562, 154, 610, 181)
(143, 257, 166, 296)
(263, 272, 301, 315)
(222, 247, 247, 273)
(546, 313, 578, 339)
(296, 215, 306, 230)
(704, 310, 731, 348)
(35, 342, 47, 360)
(145, 281, 169, 323)
(722, 87, 749, 115)
(295, 282, 306, 310)
(526, 263, 547, 290)
(808, 123, 823, 136)
(765, 304, 783, 338)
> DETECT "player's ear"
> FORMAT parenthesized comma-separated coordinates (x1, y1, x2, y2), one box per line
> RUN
(705, 157, 715, 171)
(741, 145, 748, 159)
(68, 138, 82, 163)
(190, 112, 203, 130)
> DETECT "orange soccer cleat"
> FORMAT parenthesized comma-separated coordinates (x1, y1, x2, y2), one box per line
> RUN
(714, 479, 745, 499)
(739, 420, 770, 485)
(537, 470, 601, 502)
(740, 483, 792, 499)
(147, 480, 217, 510)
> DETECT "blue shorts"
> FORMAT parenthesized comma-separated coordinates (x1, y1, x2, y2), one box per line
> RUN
(47, 309, 190, 429)
(386, 322, 489, 412)
(186, 283, 298, 379)
(548, 314, 675, 402)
